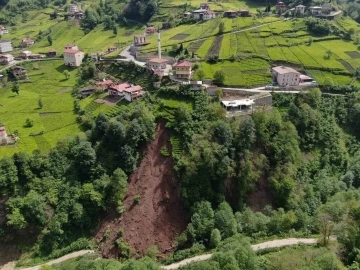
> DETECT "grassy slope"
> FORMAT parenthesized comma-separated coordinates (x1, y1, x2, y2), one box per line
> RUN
(0, 60, 81, 157)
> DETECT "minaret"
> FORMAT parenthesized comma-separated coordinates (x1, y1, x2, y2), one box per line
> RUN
(157, 27, 161, 59)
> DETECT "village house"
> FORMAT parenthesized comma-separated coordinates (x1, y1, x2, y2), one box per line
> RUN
(19, 50, 32, 59)
(63, 48, 85, 67)
(173, 60, 193, 80)
(238, 9, 250, 17)
(146, 26, 156, 34)
(22, 38, 34, 47)
(0, 54, 13, 65)
(11, 66, 27, 79)
(69, 3, 79, 13)
(193, 9, 216, 20)
(108, 82, 131, 96)
(272, 66, 300, 86)
(221, 99, 254, 112)
(134, 35, 147, 46)
(123, 85, 144, 102)
(0, 40, 12, 53)
(78, 86, 96, 98)
(200, 2, 210, 10)
(275, 1, 287, 13)
(0, 25, 8, 35)
(48, 49, 57, 57)
(108, 46, 117, 52)
(95, 79, 113, 90)
(224, 10, 238, 18)
(147, 58, 168, 69)
(310, 6, 322, 16)
(64, 44, 79, 50)
(295, 5, 306, 15)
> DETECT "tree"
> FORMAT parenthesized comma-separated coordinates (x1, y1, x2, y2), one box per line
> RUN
(210, 228, 221, 248)
(195, 69, 205, 81)
(113, 26, 118, 35)
(12, 82, 19, 95)
(213, 70, 225, 85)
(38, 97, 43, 109)
(326, 49, 332, 59)
(218, 22, 225, 34)
(63, 70, 70, 80)
(47, 35, 52, 46)
(214, 202, 237, 238)
(24, 118, 34, 128)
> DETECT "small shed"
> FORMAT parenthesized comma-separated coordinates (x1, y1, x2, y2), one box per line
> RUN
(48, 49, 57, 57)
(108, 45, 117, 52)
(79, 86, 96, 97)
(238, 9, 250, 17)
(224, 10, 237, 18)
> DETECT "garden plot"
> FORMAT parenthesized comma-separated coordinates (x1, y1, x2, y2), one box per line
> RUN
(196, 37, 215, 58)
(346, 51, 360, 59)
(207, 35, 223, 57)
(170, 34, 190, 40)
(337, 59, 355, 73)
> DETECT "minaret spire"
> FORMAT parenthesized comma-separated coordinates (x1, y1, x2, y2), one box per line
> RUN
(157, 27, 161, 59)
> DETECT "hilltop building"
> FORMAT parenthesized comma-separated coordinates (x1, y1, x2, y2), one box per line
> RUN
(108, 82, 145, 101)
(309, 6, 322, 15)
(20, 50, 32, 59)
(48, 49, 57, 57)
(69, 3, 79, 13)
(0, 25, 8, 35)
(0, 54, 14, 65)
(173, 60, 193, 80)
(200, 2, 210, 10)
(272, 66, 300, 86)
(108, 46, 117, 52)
(147, 58, 168, 70)
(22, 38, 34, 47)
(224, 10, 237, 18)
(193, 9, 216, 20)
(134, 35, 147, 45)
(0, 40, 12, 53)
(63, 45, 84, 67)
(295, 5, 306, 15)
(221, 99, 254, 112)
(146, 26, 156, 34)
(275, 1, 287, 13)
(238, 10, 250, 17)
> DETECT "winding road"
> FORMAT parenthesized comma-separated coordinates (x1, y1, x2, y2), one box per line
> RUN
(3, 238, 319, 270)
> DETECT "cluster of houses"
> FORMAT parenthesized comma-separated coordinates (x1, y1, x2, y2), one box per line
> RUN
(183, 3, 217, 21)
(274, 1, 341, 18)
(78, 79, 145, 102)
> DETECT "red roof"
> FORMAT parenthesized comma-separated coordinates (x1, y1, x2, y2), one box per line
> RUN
(124, 85, 143, 93)
(148, 58, 168, 63)
(109, 83, 131, 92)
(63, 49, 82, 54)
(96, 80, 113, 87)
(174, 60, 192, 67)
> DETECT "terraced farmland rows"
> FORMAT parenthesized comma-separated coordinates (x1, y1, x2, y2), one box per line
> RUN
(206, 35, 223, 57)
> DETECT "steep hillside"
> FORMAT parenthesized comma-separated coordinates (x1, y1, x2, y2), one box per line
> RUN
(95, 121, 188, 258)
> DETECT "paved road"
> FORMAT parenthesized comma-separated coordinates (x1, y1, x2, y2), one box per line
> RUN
(161, 238, 318, 270)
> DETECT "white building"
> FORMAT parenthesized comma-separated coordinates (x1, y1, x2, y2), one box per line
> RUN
(134, 35, 147, 45)
(69, 3, 79, 13)
(63, 49, 84, 67)
(295, 5, 305, 15)
(0, 40, 12, 53)
(0, 125, 7, 141)
(310, 6, 322, 15)
(0, 54, 14, 64)
(272, 66, 300, 86)
(0, 25, 8, 35)
(123, 85, 144, 102)
(221, 99, 254, 111)
(147, 58, 168, 69)
(193, 9, 216, 20)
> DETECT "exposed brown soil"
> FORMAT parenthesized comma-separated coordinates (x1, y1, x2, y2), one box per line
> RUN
(95, 121, 188, 258)
(246, 174, 274, 212)
(94, 96, 121, 106)
(206, 35, 223, 58)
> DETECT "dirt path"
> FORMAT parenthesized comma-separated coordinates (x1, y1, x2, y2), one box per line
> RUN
(95, 121, 188, 258)
(2, 238, 321, 270)
(1, 250, 94, 270)
(161, 238, 318, 270)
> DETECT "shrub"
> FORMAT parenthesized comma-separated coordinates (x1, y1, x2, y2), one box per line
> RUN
(24, 118, 34, 128)
(134, 195, 141, 204)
